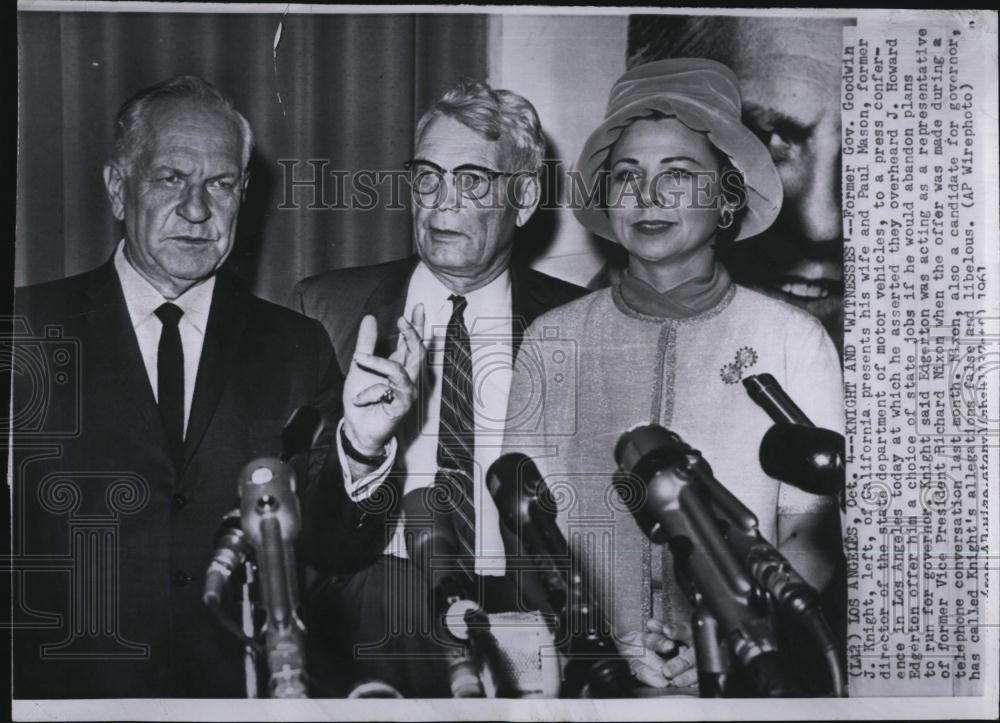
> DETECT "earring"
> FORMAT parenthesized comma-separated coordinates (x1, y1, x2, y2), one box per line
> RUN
(718, 207, 734, 230)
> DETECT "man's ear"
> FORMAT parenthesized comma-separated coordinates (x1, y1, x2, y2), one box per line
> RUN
(240, 169, 251, 201)
(514, 173, 541, 228)
(103, 163, 126, 221)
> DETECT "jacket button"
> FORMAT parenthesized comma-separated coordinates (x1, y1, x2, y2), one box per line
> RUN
(171, 571, 192, 587)
(172, 494, 187, 509)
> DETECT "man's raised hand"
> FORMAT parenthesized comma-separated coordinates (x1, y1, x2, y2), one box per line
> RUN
(342, 304, 426, 456)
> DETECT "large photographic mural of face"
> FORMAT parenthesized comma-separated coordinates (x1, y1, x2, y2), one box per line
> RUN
(629, 15, 853, 352)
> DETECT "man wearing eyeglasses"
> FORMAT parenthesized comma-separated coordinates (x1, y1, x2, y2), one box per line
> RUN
(293, 79, 585, 696)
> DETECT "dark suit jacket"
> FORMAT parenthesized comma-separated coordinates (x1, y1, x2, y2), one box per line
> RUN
(291, 254, 589, 573)
(293, 256, 588, 376)
(290, 256, 587, 695)
(10, 259, 370, 698)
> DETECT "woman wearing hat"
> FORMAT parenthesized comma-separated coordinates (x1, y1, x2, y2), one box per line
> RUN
(502, 59, 843, 692)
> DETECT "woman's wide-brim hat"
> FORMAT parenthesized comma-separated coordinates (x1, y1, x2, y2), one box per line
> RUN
(573, 58, 782, 243)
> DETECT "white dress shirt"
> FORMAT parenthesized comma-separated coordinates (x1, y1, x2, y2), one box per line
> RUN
(116, 240, 394, 491)
(377, 261, 514, 576)
(115, 241, 213, 437)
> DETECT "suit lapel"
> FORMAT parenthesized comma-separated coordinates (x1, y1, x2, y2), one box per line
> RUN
(357, 256, 419, 360)
(509, 264, 555, 360)
(81, 260, 168, 450)
(179, 273, 249, 477)
(351, 259, 550, 361)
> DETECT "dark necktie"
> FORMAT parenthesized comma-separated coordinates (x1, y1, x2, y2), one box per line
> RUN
(155, 302, 184, 467)
(435, 295, 476, 573)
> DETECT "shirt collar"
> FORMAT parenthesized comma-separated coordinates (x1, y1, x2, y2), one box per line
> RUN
(406, 261, 511, 333)
(114, 240, 215, 334)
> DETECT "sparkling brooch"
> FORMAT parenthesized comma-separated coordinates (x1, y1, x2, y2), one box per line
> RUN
(719, 346, 759, 384)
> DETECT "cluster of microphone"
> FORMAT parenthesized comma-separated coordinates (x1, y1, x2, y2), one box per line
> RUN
(611, 373, 845, 697)
(397, 455, 635, 698)
(202, 373, 846, 698)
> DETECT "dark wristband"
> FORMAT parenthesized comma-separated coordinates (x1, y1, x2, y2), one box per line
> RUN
(340, 425, 388, 467)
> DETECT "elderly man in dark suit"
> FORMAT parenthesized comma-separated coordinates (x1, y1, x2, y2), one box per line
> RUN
(294, 79, 586, 696)
(11, 76, 424, 698)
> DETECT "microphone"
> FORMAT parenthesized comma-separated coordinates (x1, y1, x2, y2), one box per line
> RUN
(346, 679, 404, 698)
(402, 486, 488, 698)
(205, 407, 323, 609)
(280, 405, 323, 463)
(743, 374, 845, 497)
(487, 453, 568, 612)
(742, 373, 813, 426)
(759, 423, 844, 496)
(203, 508, 250, 607)
(239, 457, 307, 698)
(402, 486, 469, 590)
(614, 425, 792, 697)
(487, 453, 633, 698)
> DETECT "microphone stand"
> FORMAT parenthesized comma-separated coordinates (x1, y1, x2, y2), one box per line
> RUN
(718, 502, 845, 697)
(559, 562, 634, 698)
(435, 572, 493, 698)
(403, 488, 500, 698)
(690, 603, 729, 697)
(241, 559, 259, 699)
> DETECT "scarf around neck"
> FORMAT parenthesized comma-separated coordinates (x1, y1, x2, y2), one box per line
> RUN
(618, 263, 733, 319)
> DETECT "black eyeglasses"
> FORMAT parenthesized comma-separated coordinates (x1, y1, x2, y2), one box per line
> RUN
(403, 159, 521, 201)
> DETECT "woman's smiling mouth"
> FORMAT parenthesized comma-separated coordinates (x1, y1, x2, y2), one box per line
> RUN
(632, 219, 676, 235)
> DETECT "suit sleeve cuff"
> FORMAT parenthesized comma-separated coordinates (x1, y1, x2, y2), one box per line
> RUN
(334, 418, 396, 502)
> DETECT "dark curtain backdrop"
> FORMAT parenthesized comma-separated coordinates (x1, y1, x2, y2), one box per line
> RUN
(16, 11, 487, 304)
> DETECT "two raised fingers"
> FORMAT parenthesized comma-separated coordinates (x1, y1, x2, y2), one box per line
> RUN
(392, 303, 426, 381)
(354, 305, 426, 407)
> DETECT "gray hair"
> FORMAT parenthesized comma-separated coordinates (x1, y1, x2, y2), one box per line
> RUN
(111, 75, 253, 174)
(414, 78, 545, 175)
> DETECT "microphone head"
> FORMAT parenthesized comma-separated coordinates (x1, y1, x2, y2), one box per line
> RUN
(613, 425, 699, 545)
(401, 486, 459, 564)
(400, 486, 474, 597)
(742, 373, 779, 402)
(743, 373, 813, 426)
(203, 512, 251, 607)
(759, 423, 844, 496)
(487, 453, 568, 557)
(614, 425, 688, 481)
(487, 453, 548, 530)
(347, 679, 404, 698)
(238, 457, 301, 545)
